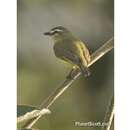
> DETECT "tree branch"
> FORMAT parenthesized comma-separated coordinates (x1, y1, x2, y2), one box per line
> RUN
(23, 37, 114, 129)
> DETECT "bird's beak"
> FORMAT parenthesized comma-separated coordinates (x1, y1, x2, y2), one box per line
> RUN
(44, 32, 51, 36)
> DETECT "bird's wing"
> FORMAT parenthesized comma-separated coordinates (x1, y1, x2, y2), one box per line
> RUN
(75, 41, 91, 63)
(54, 44, 80, 65)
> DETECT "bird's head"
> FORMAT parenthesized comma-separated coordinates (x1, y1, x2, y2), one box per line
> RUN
(44, 26, 73, 41)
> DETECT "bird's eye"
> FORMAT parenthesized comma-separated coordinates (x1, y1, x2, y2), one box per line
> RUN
(55, 29, 63, 33)
(49, 29, 63, 35)
(54, 30, 59, 33)
(51, 29, 63, 34)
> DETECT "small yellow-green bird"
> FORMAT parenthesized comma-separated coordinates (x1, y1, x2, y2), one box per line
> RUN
(44, 26, 91, 77)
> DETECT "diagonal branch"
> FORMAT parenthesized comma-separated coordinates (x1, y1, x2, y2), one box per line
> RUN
(23, 37, 114, 129)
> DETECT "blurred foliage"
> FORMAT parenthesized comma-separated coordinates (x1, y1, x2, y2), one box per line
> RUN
(18, 129, 38, 130)
(17, 0, 114, 130)
(17, 105, 38, 129)
(17, 105, 38, 117)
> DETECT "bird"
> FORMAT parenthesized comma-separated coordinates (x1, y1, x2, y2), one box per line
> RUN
(44, 26, 91, 77)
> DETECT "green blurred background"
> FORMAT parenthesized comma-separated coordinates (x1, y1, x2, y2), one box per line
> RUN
(17, 0, 114, 130)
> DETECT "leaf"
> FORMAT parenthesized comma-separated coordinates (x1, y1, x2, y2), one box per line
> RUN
(17, 105, 38, 117)
(18, 128, 39, 130)
(17, 105, 51, 123)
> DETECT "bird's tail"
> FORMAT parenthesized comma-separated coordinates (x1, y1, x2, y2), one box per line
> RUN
(79, 64, 90, 77)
